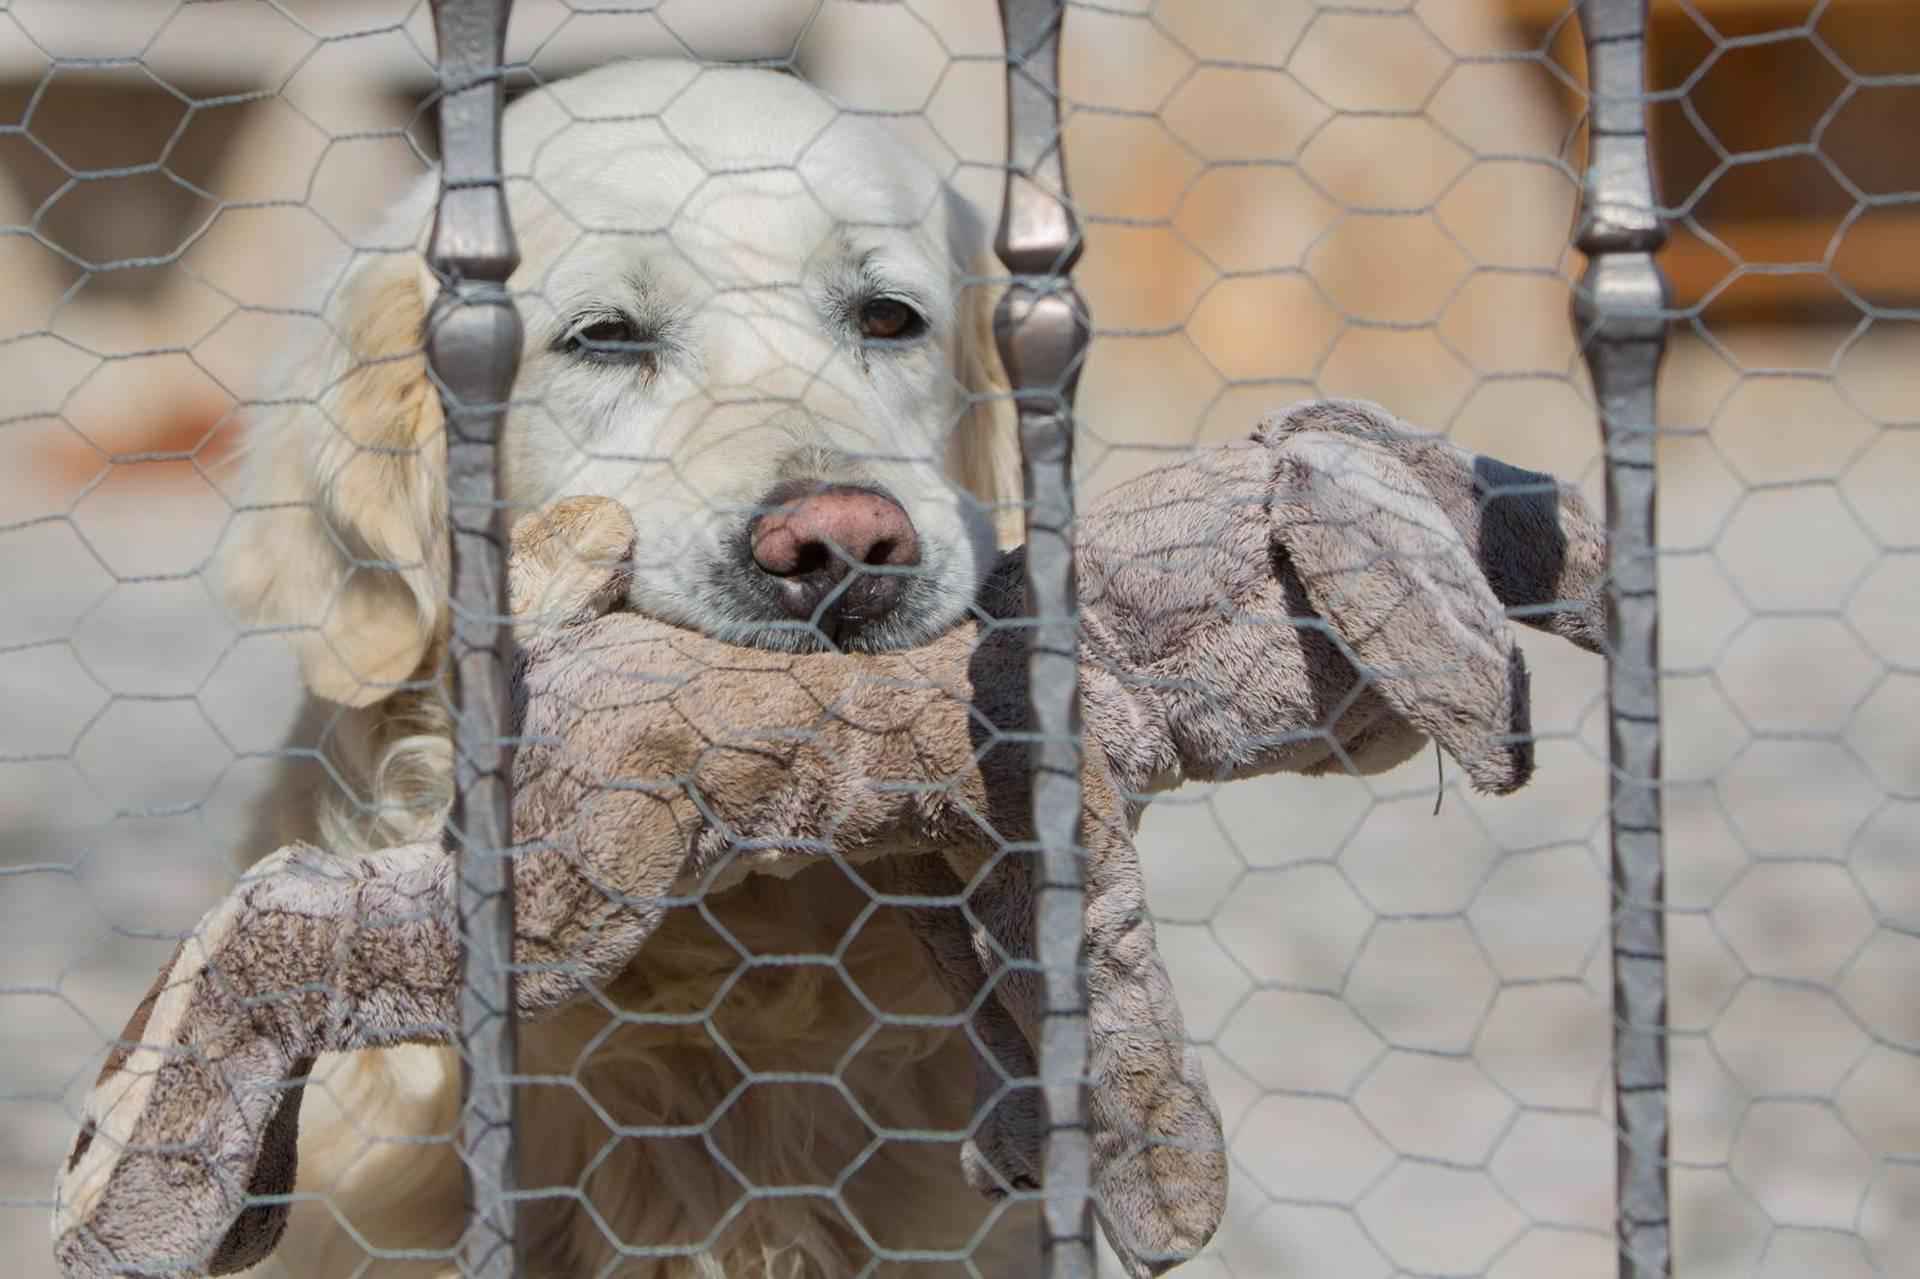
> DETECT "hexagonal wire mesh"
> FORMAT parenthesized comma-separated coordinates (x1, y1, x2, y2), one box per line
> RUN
(4, 1, 1917, 1277)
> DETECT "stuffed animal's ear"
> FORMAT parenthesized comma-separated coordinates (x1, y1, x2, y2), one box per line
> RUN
(1269, 428, 1536, 794)
(1257, 400, 1607, 654)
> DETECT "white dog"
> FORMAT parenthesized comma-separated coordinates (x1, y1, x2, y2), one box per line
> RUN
(220, 60, 1027, 1277)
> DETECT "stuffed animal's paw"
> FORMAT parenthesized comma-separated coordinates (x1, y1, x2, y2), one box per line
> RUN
(509, 496, 637, 641)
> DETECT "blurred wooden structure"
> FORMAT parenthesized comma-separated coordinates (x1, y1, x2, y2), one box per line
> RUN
(1, 0, 1911, 480)
(1505, 0, 1920, 324)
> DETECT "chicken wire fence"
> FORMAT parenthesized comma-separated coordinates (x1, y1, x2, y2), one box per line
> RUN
(3, 0, 1917, 1276)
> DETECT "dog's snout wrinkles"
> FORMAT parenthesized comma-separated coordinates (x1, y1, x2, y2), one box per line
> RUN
(751, 486, 920, 577)
(747, 485, 921, 638)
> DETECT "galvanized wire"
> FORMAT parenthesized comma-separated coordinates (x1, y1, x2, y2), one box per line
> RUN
(3, 2, 1916, 1277)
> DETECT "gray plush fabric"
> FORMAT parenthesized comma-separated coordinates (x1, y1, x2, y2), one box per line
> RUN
(52, 401, 1604, 1279)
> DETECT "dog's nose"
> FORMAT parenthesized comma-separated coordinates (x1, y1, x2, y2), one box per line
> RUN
(748, 485, 920, 635)
(751, 486, 920, 577)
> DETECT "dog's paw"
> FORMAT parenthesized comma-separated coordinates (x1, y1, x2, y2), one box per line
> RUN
(509, 497, 637, 640)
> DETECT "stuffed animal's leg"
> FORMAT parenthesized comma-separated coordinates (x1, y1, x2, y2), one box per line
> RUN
(1076, 810, 1227, 1276)
(54, 826, 698, 1277)
(940, 774, 1226, 1278)
(54, 496, 686, 1278)
(53, 840, 454, 1278)
(880, 855, 1044, 1198)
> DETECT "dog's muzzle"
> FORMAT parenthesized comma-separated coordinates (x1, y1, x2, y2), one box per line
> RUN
(741, 481, 922, 646)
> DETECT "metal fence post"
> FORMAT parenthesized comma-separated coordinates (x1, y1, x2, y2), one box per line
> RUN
(1570, 2, 1672, 1276)
(992, 1, 1093, 1274)
(424, 2, 522, 1276)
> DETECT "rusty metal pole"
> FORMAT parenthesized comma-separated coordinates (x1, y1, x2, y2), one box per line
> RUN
(1571, 2, 1673, 1275)
(992, 1, 1093, 1274)
(424, 2, 522, 1276)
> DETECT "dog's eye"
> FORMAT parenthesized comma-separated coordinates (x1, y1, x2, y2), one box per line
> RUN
(560, 315, 659, 365)
(857, 297, 926, 344)
(577, 318, 632, 347)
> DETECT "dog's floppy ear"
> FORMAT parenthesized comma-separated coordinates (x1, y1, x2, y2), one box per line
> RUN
(219, 250, 447, 708)
(943, 196, 1023, 547)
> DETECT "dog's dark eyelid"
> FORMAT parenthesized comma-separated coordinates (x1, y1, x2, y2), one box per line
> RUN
(555, 314, 665, 364)
(579, 319, 629, 342)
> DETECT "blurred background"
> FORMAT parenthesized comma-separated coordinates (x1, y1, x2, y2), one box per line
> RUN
(2, 0, 1916, 1274)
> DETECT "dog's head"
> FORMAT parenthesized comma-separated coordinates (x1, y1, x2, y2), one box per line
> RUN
(221, 61, 1015, 706)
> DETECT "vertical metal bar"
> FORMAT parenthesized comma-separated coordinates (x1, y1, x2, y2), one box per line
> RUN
(993, 2, 1092, 1274)
(1571, 3, 1672, 1276)
(424, 2, 522, 1277)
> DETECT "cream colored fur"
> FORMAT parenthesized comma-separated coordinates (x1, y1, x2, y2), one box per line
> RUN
(219, 61, 1025, 1279)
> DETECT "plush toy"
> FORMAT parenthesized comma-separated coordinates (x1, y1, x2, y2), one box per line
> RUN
(52, 401, 1605, 1278)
